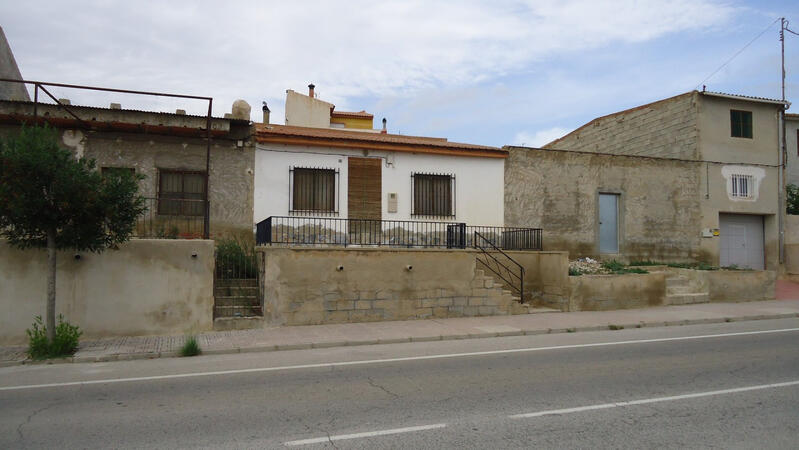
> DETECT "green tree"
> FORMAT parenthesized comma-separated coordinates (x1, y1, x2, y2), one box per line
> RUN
(787, 184, 799, 215)
(0, 126, 145, 343)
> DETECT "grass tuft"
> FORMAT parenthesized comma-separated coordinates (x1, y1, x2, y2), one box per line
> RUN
(180, 336, 201, 357)
(608, 324, 624, 331)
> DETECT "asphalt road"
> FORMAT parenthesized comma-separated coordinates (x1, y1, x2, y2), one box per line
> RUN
(1, 318, 798, 449)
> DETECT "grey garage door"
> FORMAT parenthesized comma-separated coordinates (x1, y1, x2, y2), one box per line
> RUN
(719, 213, 764, 270)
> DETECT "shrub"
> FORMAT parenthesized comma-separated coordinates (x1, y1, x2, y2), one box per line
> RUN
(180, 336, 201, 357)
(26, 315, 82, 359)
(788, 184, 799, 215)
(568, 267, 582, 276)
(628, 260, 661, 266)
(216, 237, 257, 278)
(602, 260, 648, 274)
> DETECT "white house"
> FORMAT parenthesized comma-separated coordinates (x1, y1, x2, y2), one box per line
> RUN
(253, 86, 507, 233)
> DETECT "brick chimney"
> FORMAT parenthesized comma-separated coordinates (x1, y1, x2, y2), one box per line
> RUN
(308, 83, 315, 98)
(381, 117, 387, 134)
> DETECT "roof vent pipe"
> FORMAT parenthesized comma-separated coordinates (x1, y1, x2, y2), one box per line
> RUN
(262, 101, 270, 124)
(308, 83, 315, 98)
(381, 117, 387, 134)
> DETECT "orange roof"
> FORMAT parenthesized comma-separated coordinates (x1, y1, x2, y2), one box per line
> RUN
(255, 124, 506, 158)
(331, 109, 374, 119)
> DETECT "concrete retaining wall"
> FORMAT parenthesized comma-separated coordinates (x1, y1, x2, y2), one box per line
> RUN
(0, 239, 214, 345)
(257, 247, 567, 325)
(568, 273, 667, 311)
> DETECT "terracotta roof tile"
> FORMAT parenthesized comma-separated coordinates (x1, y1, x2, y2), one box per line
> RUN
(331, 110, 374, 119)
(255, 123, 506, 157)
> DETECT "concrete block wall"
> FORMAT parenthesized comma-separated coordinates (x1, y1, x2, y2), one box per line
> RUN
(544, 92, 698, 160)
(504, 147, 702, 262)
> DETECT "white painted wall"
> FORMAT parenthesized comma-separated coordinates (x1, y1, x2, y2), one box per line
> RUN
(284, 90, 333, 128)
(254, 143, 505, 226)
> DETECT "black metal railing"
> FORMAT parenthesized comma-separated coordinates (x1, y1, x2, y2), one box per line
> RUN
(134, 197, 206, 239)
(256, 216, 543, 250)
(473, 231, 525, 301)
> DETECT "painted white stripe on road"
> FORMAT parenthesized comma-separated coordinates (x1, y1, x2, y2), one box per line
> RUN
(1, 327, 797, 392)
(509, 380, 799, 419)
(284, 423, 447, 446)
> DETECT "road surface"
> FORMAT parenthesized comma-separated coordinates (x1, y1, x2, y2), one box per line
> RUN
(1, 318, 797, 449)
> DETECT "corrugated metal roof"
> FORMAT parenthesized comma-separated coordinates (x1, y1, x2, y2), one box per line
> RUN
(700, 90, 789, 106)
(0, 99, 247, 122)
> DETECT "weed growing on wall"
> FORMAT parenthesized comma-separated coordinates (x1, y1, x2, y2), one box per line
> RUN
(26, 315, 82, 359)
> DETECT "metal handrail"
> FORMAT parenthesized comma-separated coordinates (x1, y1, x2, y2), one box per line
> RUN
(473, 231, 525, 301)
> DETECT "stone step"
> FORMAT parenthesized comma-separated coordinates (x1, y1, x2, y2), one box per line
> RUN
(666, 292, 709, 305)
(666, 276, 689, 287)
(475, 269, 485, 277)
(213, 316, 264, 331)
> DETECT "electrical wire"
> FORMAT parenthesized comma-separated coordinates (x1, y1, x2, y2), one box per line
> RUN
(694, 17, 781, 91)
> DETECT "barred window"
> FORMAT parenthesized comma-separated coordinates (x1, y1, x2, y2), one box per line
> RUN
(730, 174, 753, 198)
(290, 167, 338, 214)
(730, 110, 753, 139)
(412, 173, 454, 217)
(158, 170, 206, 216)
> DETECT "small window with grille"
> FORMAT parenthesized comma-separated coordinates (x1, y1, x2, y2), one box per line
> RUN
(289, 167, 338, 214)
(411, 173, 455, 218)
(730, 174, 753, 198)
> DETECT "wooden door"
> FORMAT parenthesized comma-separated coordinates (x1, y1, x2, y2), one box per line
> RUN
(348, 157, 381, 244)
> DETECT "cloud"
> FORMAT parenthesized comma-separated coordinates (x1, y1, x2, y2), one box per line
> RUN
(0, 0, 740, 118)
(513, 127, 573, 147)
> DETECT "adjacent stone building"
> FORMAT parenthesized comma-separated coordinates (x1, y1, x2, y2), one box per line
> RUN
(506, 90, 787, 270)
(0, 98, 255, 239)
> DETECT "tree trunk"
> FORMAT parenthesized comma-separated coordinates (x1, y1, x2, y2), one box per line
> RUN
(46, 228, 56, 344)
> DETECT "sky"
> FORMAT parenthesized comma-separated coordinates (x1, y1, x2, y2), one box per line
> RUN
(1, 0, 798, 148)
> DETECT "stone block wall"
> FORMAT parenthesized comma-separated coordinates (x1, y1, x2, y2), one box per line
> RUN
(257, 247, 563, 326)
(504, 147, 702, 262)
(544, 92, 698, 160)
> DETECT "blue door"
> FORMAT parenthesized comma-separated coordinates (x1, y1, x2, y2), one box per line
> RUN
(599, 194, 619, 254)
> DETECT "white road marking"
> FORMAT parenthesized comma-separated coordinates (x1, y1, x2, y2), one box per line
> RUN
(509, 380, 799, 419)
(283, 423, 447, 446)
(1, 327, 797, 392)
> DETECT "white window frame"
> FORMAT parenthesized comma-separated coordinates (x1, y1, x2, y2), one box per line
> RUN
(730, 174, 753, 199)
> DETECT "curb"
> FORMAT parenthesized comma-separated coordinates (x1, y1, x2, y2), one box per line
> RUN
(3, 312, 798, 367)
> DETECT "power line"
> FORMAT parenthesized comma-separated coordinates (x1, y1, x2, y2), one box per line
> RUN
(694, 17, 781, 90)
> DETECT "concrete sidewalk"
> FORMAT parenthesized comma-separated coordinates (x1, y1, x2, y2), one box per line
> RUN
(2, 299, 798, 367)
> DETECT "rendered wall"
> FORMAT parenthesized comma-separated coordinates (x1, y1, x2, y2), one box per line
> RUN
(0, 239, 214, 345)
(504, 147, 702, 262)
(568, 273, 667, 311)
(284, 90, 334, 128)
(786, 117, 799, 186)
(257, 247, 564, 325)
(254, 144, 505, 226)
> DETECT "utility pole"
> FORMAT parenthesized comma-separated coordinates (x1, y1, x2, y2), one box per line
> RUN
(780, 17, 786, 263)
(780, 18, 798, 263)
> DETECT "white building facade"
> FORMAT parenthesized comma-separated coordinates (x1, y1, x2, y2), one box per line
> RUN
(253, 126, 506, 227)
